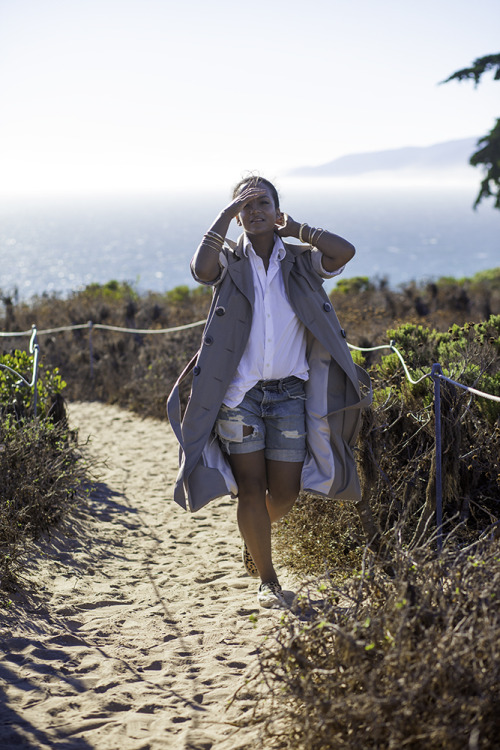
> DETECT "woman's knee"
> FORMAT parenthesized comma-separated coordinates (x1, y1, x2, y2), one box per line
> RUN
(237, 476, 268, 504)
(267, 463, 301, 507)
(229, 451, 267, 503)
(268, 488, 297, 510)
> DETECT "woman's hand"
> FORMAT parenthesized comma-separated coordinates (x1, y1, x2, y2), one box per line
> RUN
(275, 213, 300, 238)
(222, 186, 268, 222)
(192, 186, 269, 283)
(276, 213, 356, 271)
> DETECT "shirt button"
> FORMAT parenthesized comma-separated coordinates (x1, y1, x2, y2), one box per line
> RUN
(193, 365, 201, 376)
(215, 306, 225, 316)
(323, 302, 332, 312)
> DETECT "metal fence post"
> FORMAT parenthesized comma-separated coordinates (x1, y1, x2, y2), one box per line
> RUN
(29, 325, 40, 418)
(88, 320, 94, 380)
(431, 363, 443, 551)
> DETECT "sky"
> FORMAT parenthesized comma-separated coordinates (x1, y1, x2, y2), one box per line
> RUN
(0, 0, 499, 196)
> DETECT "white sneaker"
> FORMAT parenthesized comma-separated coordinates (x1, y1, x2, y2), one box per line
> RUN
(257, 581, 287, 609)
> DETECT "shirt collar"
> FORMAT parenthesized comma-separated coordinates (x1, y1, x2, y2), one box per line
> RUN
(241, 233, 286, 261)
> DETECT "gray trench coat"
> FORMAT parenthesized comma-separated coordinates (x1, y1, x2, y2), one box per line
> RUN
(167, 238, 372, 512)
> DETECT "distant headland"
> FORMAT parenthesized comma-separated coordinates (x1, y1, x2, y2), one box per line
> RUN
(286, 137, 479, 179)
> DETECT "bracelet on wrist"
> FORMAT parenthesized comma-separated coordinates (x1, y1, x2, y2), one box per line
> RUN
(203, 234, 224, 252)
(299, 223, 308, 243)
(206, 230, 225, 243)
(309, 227, 324, 247)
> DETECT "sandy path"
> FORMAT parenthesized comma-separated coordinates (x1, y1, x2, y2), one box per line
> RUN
(0, 401, 298, 750)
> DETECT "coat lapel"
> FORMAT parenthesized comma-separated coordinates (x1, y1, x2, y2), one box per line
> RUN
(225, 236, 255, 306)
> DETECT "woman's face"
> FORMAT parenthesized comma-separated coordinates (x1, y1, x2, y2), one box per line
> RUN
(237, 185, 282, 235)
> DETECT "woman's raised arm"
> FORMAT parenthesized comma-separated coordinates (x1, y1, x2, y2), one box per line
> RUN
(277, 214, 355, 272)
(192, 187, 268, 283)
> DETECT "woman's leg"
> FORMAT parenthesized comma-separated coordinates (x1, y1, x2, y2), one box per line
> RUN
(266, 459, 303, 522)
(228, 449, 278, 583)
(229, 452, 303, 583)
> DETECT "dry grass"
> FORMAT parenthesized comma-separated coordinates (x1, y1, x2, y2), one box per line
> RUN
(256, 533, 500, 749)
(1, 282, 211, 417)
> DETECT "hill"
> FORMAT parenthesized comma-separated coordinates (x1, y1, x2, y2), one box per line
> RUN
(287, 137, 479, 178)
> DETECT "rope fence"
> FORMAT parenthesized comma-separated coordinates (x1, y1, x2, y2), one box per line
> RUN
(1, 321, 499, 549)
(347, 340, 499, 550)
(0, 320, 205, 416)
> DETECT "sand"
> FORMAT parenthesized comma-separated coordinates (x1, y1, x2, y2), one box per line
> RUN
(0, 401, 300, 750)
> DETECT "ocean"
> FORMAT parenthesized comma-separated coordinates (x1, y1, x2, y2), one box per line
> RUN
(1, 182, 499, 302)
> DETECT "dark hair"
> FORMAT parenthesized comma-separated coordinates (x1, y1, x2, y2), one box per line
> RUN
(232, 175, 280, 210)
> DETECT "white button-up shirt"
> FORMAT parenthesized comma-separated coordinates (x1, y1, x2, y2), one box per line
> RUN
(223, 235, 309, 408)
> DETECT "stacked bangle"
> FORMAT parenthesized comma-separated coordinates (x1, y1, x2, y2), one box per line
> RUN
(309, 227, 324, 247)
(203, 230, 225, 252)
(299, 223, 308, 243)
(207, 230, 224, 243)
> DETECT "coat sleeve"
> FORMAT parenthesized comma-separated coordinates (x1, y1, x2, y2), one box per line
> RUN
(310, 247, 345, 280)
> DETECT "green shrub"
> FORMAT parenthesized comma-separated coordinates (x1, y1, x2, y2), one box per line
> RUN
(0, 417, 87, 590)
(0, 352, 86, 593)
(80, 279, 138, 301)
(469, 266, 500, 290)
(335, 276, 375, 294)
(0, 350, 67, 419)
(275, 316, 500, 578)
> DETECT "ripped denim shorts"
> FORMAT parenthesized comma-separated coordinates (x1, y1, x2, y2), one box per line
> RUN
(214, 375, 307, 462)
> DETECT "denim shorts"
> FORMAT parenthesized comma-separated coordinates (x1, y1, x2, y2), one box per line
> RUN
(214, 375, 307, 462)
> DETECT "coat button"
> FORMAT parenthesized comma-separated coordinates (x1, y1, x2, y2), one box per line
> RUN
(204, 335, 214, 345)
(323, 302, 332, 312)
(341, 328, 346, 338)
(193, 365, 201, 376)
(215, 306, 225, 316)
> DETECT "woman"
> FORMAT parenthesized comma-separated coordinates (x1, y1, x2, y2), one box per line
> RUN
(167, 176, 371, 608)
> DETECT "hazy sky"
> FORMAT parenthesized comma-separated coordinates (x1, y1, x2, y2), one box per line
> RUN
(1, 0, 499, 195)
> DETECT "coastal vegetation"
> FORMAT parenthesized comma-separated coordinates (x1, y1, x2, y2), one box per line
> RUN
(1, 269, 499, 747)
(2, 269, 499, 417)
(0, 351, 87, 591)
(264, 312, 499, 748)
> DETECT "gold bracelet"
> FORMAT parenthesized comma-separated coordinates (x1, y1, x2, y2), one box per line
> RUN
(310, 227, 324, 247)
(206, 230, 225, 243)
(203, 235, 223, 252)
(203, 232, 223, 245)
(299, 223, 308, 243)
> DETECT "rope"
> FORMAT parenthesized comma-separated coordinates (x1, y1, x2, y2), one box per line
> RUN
(91, 320, 206, 334)
(0, 329, 33, 337)
(436, 372, 500, 403)
(0, 362, 35, 387)
(348, 340, 432, 386)
(0, 319, 206, 337)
